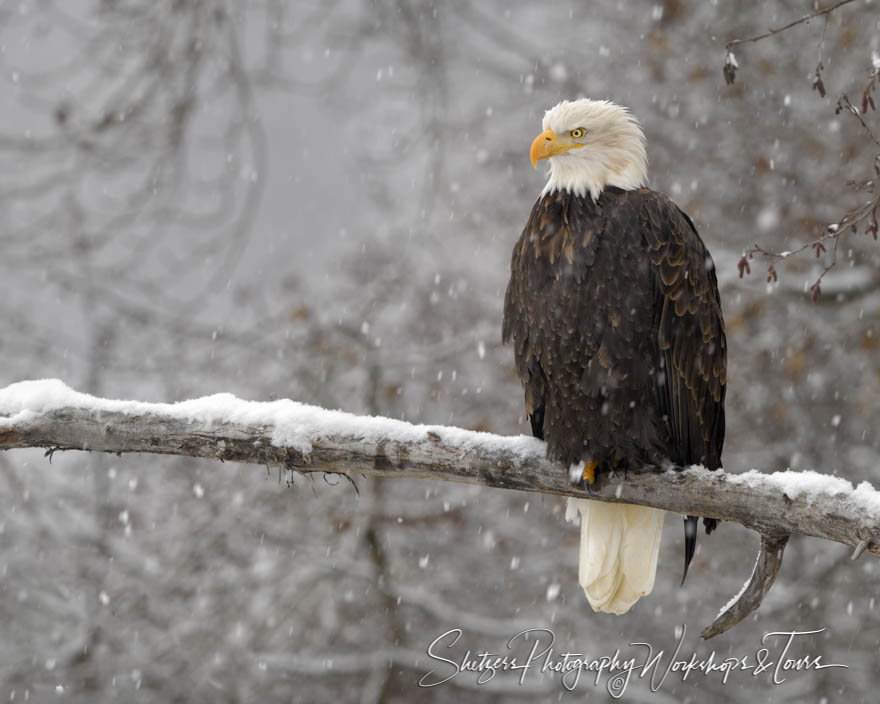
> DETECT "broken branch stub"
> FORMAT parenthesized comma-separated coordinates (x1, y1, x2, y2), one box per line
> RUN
(701, 534, 790, 639)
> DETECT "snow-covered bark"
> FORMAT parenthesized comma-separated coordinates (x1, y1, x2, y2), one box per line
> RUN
(2, 379, 878, 639)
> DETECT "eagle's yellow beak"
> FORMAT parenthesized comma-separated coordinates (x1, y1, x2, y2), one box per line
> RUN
(530, 129, 556, 168)
(530, 128, 583, 168)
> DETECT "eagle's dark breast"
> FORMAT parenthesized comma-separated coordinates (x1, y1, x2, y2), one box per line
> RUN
(502, 187, 726, 481)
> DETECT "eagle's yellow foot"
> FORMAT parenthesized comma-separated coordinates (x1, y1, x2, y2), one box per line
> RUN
(582, 460, 598, 486)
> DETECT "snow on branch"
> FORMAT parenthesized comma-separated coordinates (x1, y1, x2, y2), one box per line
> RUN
(2, 379, 879, 638)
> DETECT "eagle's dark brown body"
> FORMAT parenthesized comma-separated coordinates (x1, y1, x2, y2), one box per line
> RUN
(503, 186, 726, 543)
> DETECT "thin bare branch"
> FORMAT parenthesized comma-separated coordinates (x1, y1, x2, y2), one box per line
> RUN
(837, 91, 880, 147)
(725, 2, 879, 290)
(725, 0, 858, 52)
(738, 183, 879, 300)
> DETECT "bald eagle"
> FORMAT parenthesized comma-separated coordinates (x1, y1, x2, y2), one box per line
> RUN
(502, 99, 726, 614)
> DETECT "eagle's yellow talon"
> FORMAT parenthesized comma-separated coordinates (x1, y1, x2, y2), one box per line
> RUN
(583, 460, 598, 485)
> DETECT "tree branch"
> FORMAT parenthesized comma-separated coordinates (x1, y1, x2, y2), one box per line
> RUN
(722, 1, 879, 297)
(700, 534, 789, 639)
(2, 379, 879, 638)
(725, 0, 858, 53)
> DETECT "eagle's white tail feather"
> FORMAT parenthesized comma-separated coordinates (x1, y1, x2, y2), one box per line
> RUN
(566, 498, 665, 614)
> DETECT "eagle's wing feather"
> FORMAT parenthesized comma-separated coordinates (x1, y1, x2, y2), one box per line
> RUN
(642, 193, 726, 573)
(643, 194, 726, 474)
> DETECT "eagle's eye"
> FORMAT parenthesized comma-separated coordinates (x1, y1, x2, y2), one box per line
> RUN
(570, 128, 586, 139)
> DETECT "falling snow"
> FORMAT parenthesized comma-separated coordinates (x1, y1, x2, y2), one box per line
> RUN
(0, 3, 878, 701)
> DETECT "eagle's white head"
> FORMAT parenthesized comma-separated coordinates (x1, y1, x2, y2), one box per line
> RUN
(531, 98, 648, 201)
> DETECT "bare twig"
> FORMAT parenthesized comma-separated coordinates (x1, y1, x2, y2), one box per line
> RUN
(836, 91, 880, 148)
(726, 0, 858, 52)
(738, 90, 880, 300)
(725, 7, 879, 292)
(722, 0, 857, 86)
(812, 15, 830, 97)
(738, 183, 879, 300)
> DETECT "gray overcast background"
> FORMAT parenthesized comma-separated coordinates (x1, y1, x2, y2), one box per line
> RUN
(1, 1, 879, 702)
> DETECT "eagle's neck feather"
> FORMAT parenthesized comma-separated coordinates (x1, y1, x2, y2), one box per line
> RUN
(541, 136, 648, 201)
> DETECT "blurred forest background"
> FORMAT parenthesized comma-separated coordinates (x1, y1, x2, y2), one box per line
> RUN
(1, 1, 879, 702)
